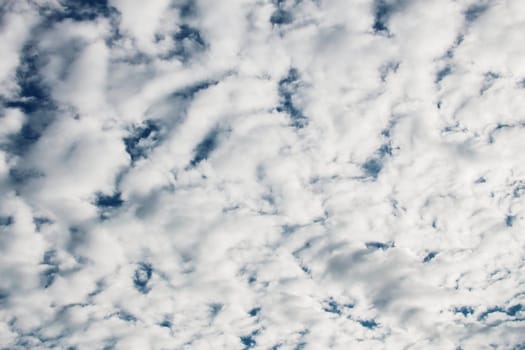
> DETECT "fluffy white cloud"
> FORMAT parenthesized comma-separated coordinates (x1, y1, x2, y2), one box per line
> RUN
(0, 2, 39, 99)
(1, 0, 525, 349)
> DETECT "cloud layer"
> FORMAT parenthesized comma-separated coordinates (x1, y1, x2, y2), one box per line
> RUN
(1, 0, 525, 349)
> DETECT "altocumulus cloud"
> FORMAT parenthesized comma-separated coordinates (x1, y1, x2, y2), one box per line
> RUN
(1, 0, 525, 349)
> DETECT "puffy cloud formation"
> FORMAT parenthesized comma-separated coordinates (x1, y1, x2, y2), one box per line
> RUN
(1, 0, 525, 348)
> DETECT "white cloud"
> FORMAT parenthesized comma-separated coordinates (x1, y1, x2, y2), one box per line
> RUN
(0, 0, 524, 349)
(109, 0, 174, 54)
(0, 3, 38, 99)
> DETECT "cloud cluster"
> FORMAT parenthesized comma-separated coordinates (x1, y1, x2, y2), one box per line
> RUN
(1, 0, 525, 348)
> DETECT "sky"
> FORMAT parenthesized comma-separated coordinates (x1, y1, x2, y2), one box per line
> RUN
(1, 0, 525, 349)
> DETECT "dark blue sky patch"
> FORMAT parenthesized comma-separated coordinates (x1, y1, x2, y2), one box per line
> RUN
(475, 177, 487, 184)
(177, 0, 198, 18)
(292, 241, 311, 258)
(133, 262, 153, 294)
(379, 61, 399, 81)
(300, 264, 311, 274)
(435, 66, 452, 84)
(124, 120, 162, 162)
(159, 318, 172, 328)
(454, 33, 464, 46)
(14, 329, 67, 349)
(478, 304, 525, 321)
(494, 123, 513, 131)
(95, 192, 124, 208)
(4, 41, 57, 156)
(281, 224, 300, 236)
(118, 310, 137, 322)
(159, 319, 172, 328)
(172, 80, 218, 100)
(0, 290, 8, 304)
(257, 194, 274, 214)
(323, 299, 342, 315)
(42, 249, 57, 266)
(464, 3, 489, 23)
(513, 183, 525, 197)
(154, 32, 166, 43)
(270, 9, 293, 25)
(5, 42, 53, 114)
(50, 39, 87, 82)
(381, 116, 400, 138)
(279, 67, 300, 85)
(480, 71, 500, 95)
(163, 25, 206, 62)
(372, 0, 392, 33)
(0, 215, 13, 226)
(88, 279, 106, 298)
(443, 35, 462, 58)
(189, 128, 220, 167)
(372, 0, 410, 34)
(222, 204, 240, 213)
(210, 303, 223, 317)
(112, 51, 151, 65)
(174, 25, 205, 47)
(240, 335, 256, 349)
(358, 319, 378, 329)
(40, 266, 59, 289)
(277, 68, 307, 128)
(102, 337, 118, 350)
(505, 215, 516, 227)
(478, 306, 505, 321)
(365, 241, 394, 250)
(15, 337, 40, 349)
(423, 251, 438, 263)
(270, 0, 292, 25)
(294, 342, 307, 350)
(378, 143, 393, 157)
(454, 306, 474, 317)
(296, 329, 309, 344)
(7, 123, 47, 156)
(34, 217, 52, 231)
(248, 307, 261, 317)
(41, 0, 116, 22)
(362, 158, 382, 178)
(507, 304, 523, 316)
(513, 343, 525, 350)
(488, 303, 525, 319)
(325, 299, 353, 314)
(362, 143, 395, 178)
(488, 123, 511, 144)
(40, 250, 59, 288)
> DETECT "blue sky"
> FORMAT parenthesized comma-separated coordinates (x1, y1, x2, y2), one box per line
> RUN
(1, 0, 525, 349)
